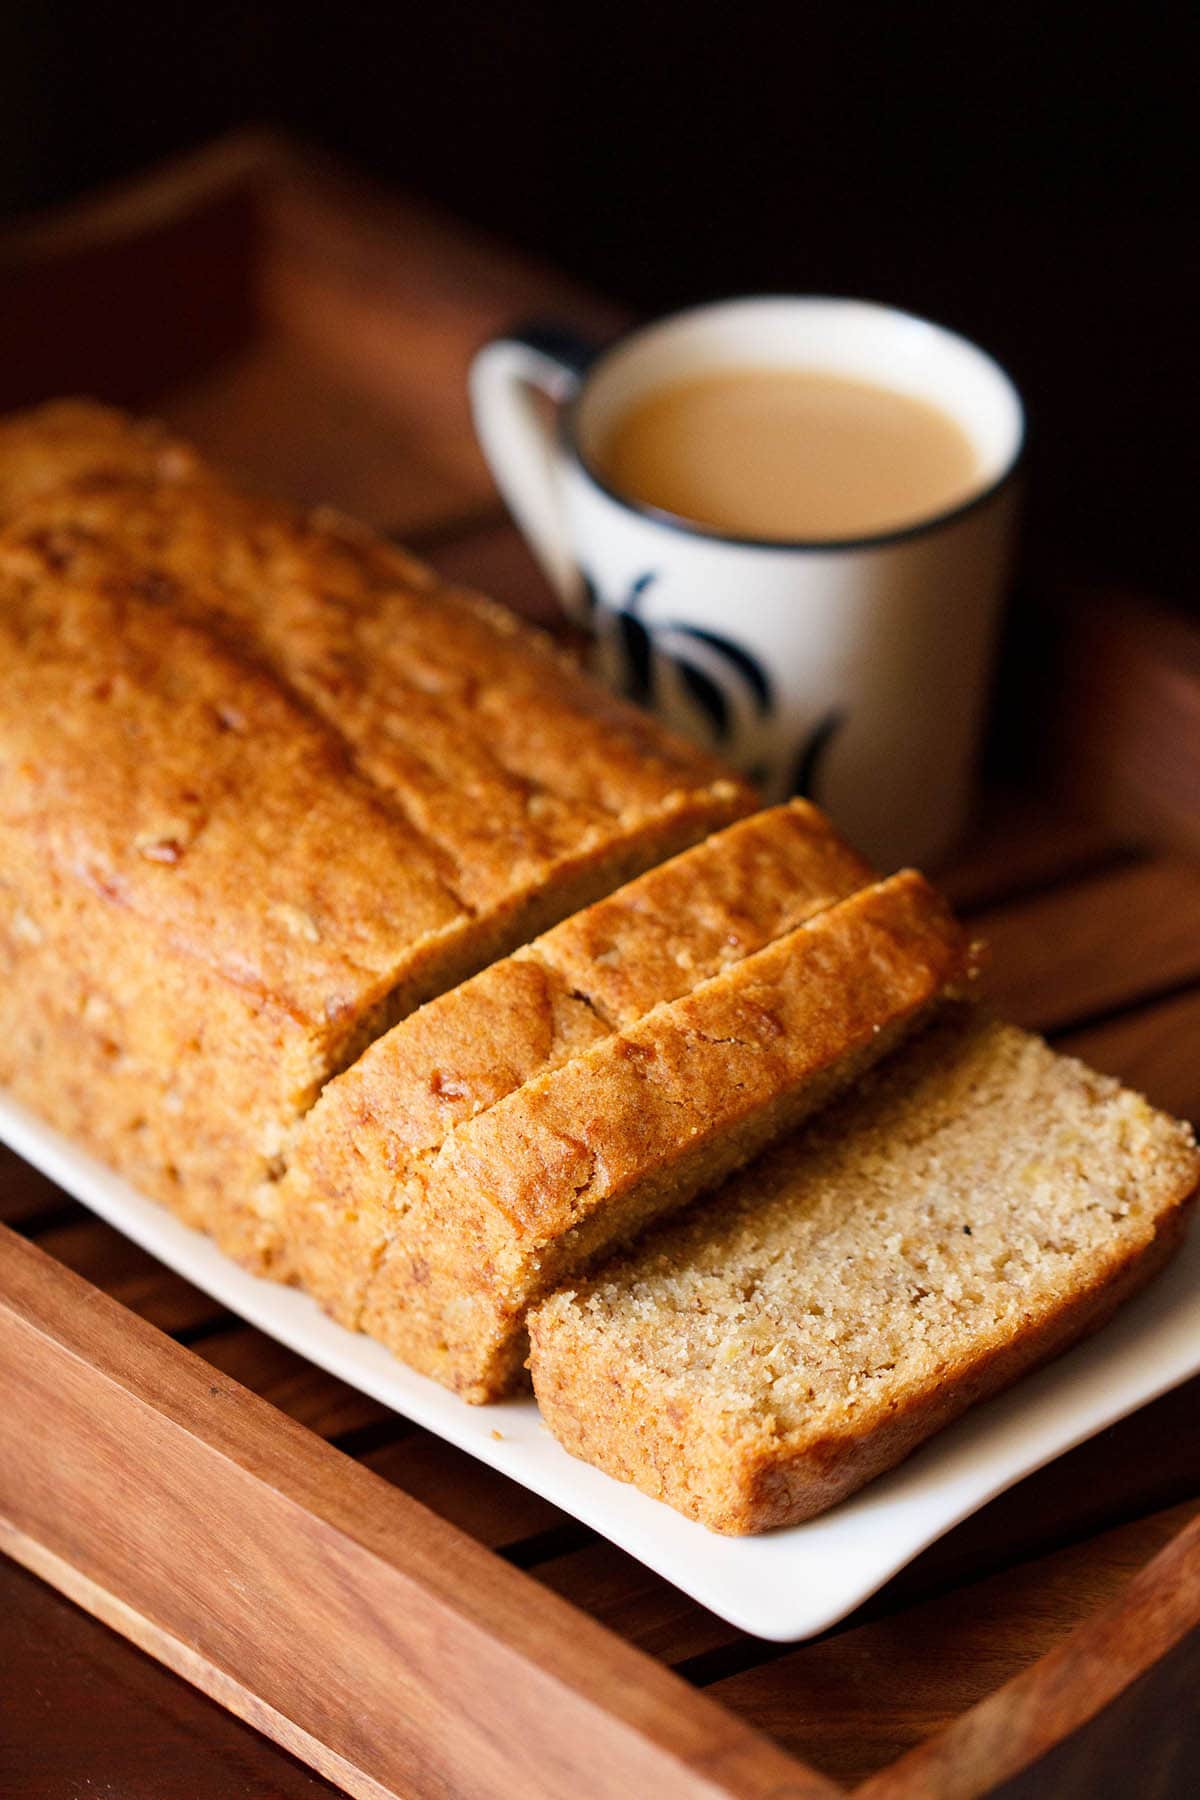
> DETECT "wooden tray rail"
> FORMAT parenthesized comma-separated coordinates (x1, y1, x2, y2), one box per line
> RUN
(2, 133, 1199, 1799)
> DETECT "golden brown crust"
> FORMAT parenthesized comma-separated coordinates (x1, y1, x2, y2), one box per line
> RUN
(0, 400, 751, 916)
(286, 801, 868, 1163)
(0, 400, 748, 1261)
(533, 798, 874, 1028)
(284, 863, 968, 1400)
(0, 564, 467, 1029)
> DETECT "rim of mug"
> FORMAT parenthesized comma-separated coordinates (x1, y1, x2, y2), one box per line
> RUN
(558, 293, 1027, 554)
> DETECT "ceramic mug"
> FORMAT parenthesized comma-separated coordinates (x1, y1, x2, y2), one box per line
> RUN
(470, 296, 1024, 868)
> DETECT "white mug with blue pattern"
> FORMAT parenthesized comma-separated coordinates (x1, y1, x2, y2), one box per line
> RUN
(470, 296, 1023, 869)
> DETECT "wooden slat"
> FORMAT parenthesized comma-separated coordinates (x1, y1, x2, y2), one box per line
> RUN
(1038, 589, 1200, 862)
(534, 1540, 735, 1667)
(15, 1220, 415, 1448)
(0, 1225, 829, 1800)
(858, 1509, 1200, 1799)
(0, 1147, 71, 1229)
(31, 1216, 221, 1337)
(872, 1377, 1200, 1615)
(707, 1500, 1199, 1792)
(194, 1324, 396, 1443)
(1059, 984, 1200, 1125)
(0, 1554, 339, 1800)
(976, 856, 1200, 1032)
(982, 1624, 1200, 1800)
(936, 793, 1126, 915)
(362, 1432, 569, 1552)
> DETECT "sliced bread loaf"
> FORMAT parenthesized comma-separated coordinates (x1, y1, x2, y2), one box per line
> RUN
(282, 837, 969, 1400)
(0, 401, 748, 1266)
(529, 1008, 1198, 1531)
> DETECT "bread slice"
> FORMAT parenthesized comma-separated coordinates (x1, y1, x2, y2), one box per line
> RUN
(282, 853, 969, 1400)
(279, 801, 874, 1337)
(0, 401, 748, 1265)
(529, 1009, 1198, 1531)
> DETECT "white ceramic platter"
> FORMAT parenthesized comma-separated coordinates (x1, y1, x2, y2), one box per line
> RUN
(3, 1088, 1196, 1643)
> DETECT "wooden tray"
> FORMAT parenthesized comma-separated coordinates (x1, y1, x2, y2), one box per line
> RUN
(2, 134, 1199, 1798)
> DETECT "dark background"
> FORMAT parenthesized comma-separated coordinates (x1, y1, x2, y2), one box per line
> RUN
(1, 3, 1194, 603)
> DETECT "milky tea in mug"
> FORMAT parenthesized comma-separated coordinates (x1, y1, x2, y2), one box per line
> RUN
(593, 367, 983, 544)
(471, 298, 1024, 867)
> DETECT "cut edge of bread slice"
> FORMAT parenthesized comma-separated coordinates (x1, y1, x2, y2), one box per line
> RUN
(528, 1008, 1199, 1530)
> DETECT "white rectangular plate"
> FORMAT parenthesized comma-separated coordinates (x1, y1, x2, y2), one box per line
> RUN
(3, 1087, 1197, 1643)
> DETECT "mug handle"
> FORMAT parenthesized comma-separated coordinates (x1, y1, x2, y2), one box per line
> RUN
(469, 323, 598, 618)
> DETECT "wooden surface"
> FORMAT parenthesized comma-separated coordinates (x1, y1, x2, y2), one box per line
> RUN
(1034, 586, 1200, 861)
(2, 133, 1199, 1800)
(0, 1228, 819, 1800)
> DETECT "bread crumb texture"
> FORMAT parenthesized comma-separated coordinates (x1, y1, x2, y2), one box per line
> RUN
(529, 1009, 1199, 1531)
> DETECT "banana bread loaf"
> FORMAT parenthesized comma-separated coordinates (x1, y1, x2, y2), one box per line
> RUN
(529, 1009, 1199, 1531)
(283, 854, 970, 1400)
(0, 401, 748, 1265)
